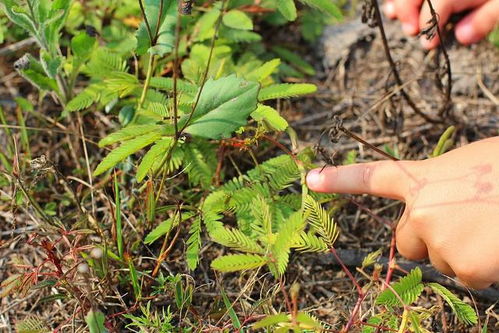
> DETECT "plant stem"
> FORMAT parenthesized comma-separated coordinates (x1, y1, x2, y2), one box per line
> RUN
(398, 308, 409, 333)
(370, 0, 440, 124)
(138, 53, 155, 110)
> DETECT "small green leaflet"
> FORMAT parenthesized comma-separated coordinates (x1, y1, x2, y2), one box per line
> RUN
(277, 0, 297, 21)
(223, 10, 253, 30)
(211, 254, 268, 272)
(251, 104, 288, 131)
(182, 75, 260, 139)
(85, 310, 108, 333)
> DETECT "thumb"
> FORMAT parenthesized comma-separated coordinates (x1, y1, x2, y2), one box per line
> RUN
(306, 160, 420, 200)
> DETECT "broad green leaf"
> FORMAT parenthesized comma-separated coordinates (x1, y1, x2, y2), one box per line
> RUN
(182, 75, 259, 139)
(277, 0, 297, 21)
(44, 0, 72, 53)
(251, 104, 288, 131)
(94, 131, 162, 176)
(223, 10, 253, 30)
(136, 0, 177, 56)
(298, 0, 343, 19)
(145, 212, 194, 244)
(85, 310, 108, 333)
(0, 1, 37, 36)
(211, 254, 268, 272)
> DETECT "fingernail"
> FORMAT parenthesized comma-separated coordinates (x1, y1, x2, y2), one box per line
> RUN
(402, 23, 417, 36)
(306, 169, 322, 188)
(383, 2, 395, 18)
(455, 22, 475, 44)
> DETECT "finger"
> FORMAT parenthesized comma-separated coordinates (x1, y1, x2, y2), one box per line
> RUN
(307, 160, 423, 200)
(427, 247, 455, 277)
(455, 0, 499, 45)
(395, 208, 428, 260)
(393, 0, 423, 35)
(419, 0, 489, 49)
(383, 0, 397, 19)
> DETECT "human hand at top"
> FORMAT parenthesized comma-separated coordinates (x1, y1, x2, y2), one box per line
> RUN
(306, 137, 499, 289)
(383, 0, 499, 49)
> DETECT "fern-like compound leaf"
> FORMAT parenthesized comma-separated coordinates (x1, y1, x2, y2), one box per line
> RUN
(251, 104, 288, 131)
(303, 195, 339, 247)
(270, 212, 305, 276)
(98, 124, 163, 147)
(211, 254, 268, 272)
(258, 83, 317, 101)
(149, 77, 198, 94)
(294, 232, 328, 253)
(186, 217, 202, 270)
(298, 0, 343, 19)
(429, 283, 478, 325)
(94, 131, 162, 176)
(211, 227, 264, 254)
(376, 267, 424, 306)
(15, 316, 47, 333)
(245, 59, 281, 83)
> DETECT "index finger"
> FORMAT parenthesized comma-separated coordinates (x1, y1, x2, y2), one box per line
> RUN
(306, 160, 420, 200)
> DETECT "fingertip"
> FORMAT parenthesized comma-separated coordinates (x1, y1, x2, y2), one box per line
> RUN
(383, 1, 396, 19)
(306, 168, 324, 192)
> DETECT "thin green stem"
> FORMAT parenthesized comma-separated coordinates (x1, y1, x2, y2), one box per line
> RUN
(138, 53, 156, 110)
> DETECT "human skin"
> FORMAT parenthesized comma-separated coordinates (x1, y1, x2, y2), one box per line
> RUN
(306, 137, 499, 289)
(383, 0, 499, 49)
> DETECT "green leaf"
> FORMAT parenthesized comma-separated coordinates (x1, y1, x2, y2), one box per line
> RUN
(251, 104, 288, 131)
(298, 0, 343, 19)
(144, 211, 192, 244)
(272, 46, 316, 75)
(136, 137, 174, 182)
(429, 283, 478, 325)
(186, 217, 202, 270)
(223, 10, 253, 30)
(149, 77, 198, 94)
(136, 0, 177, 56)
(210, 227, 264, 254)
(183, 75, 260, 139)
(211, 254, 268, 272)
(258, 83, 316, 101)
(271, 212, 304, 276)
(98, 125, 163, 147)
(253, 313, 289, 329)
(277, 0, 297, 21)
(15, 315, 48, 333)
(376, 267, 424, 306)
(245, 58, 281, 82)
(221, 290, 241, 328)
(85, 310, 108, 333)
(71, 32, 97, 63)
(0, 1, 37, 36)
(94, 131, 162, 176)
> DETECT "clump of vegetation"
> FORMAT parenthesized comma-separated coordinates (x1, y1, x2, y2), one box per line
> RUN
(0, 0, 490, 332)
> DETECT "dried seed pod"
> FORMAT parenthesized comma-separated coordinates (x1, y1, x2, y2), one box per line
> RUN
(85, 25, 98, 37)
(14, 54, 30, 70)
(361, 0, 377, 28)
(179, 0, 192, 15)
